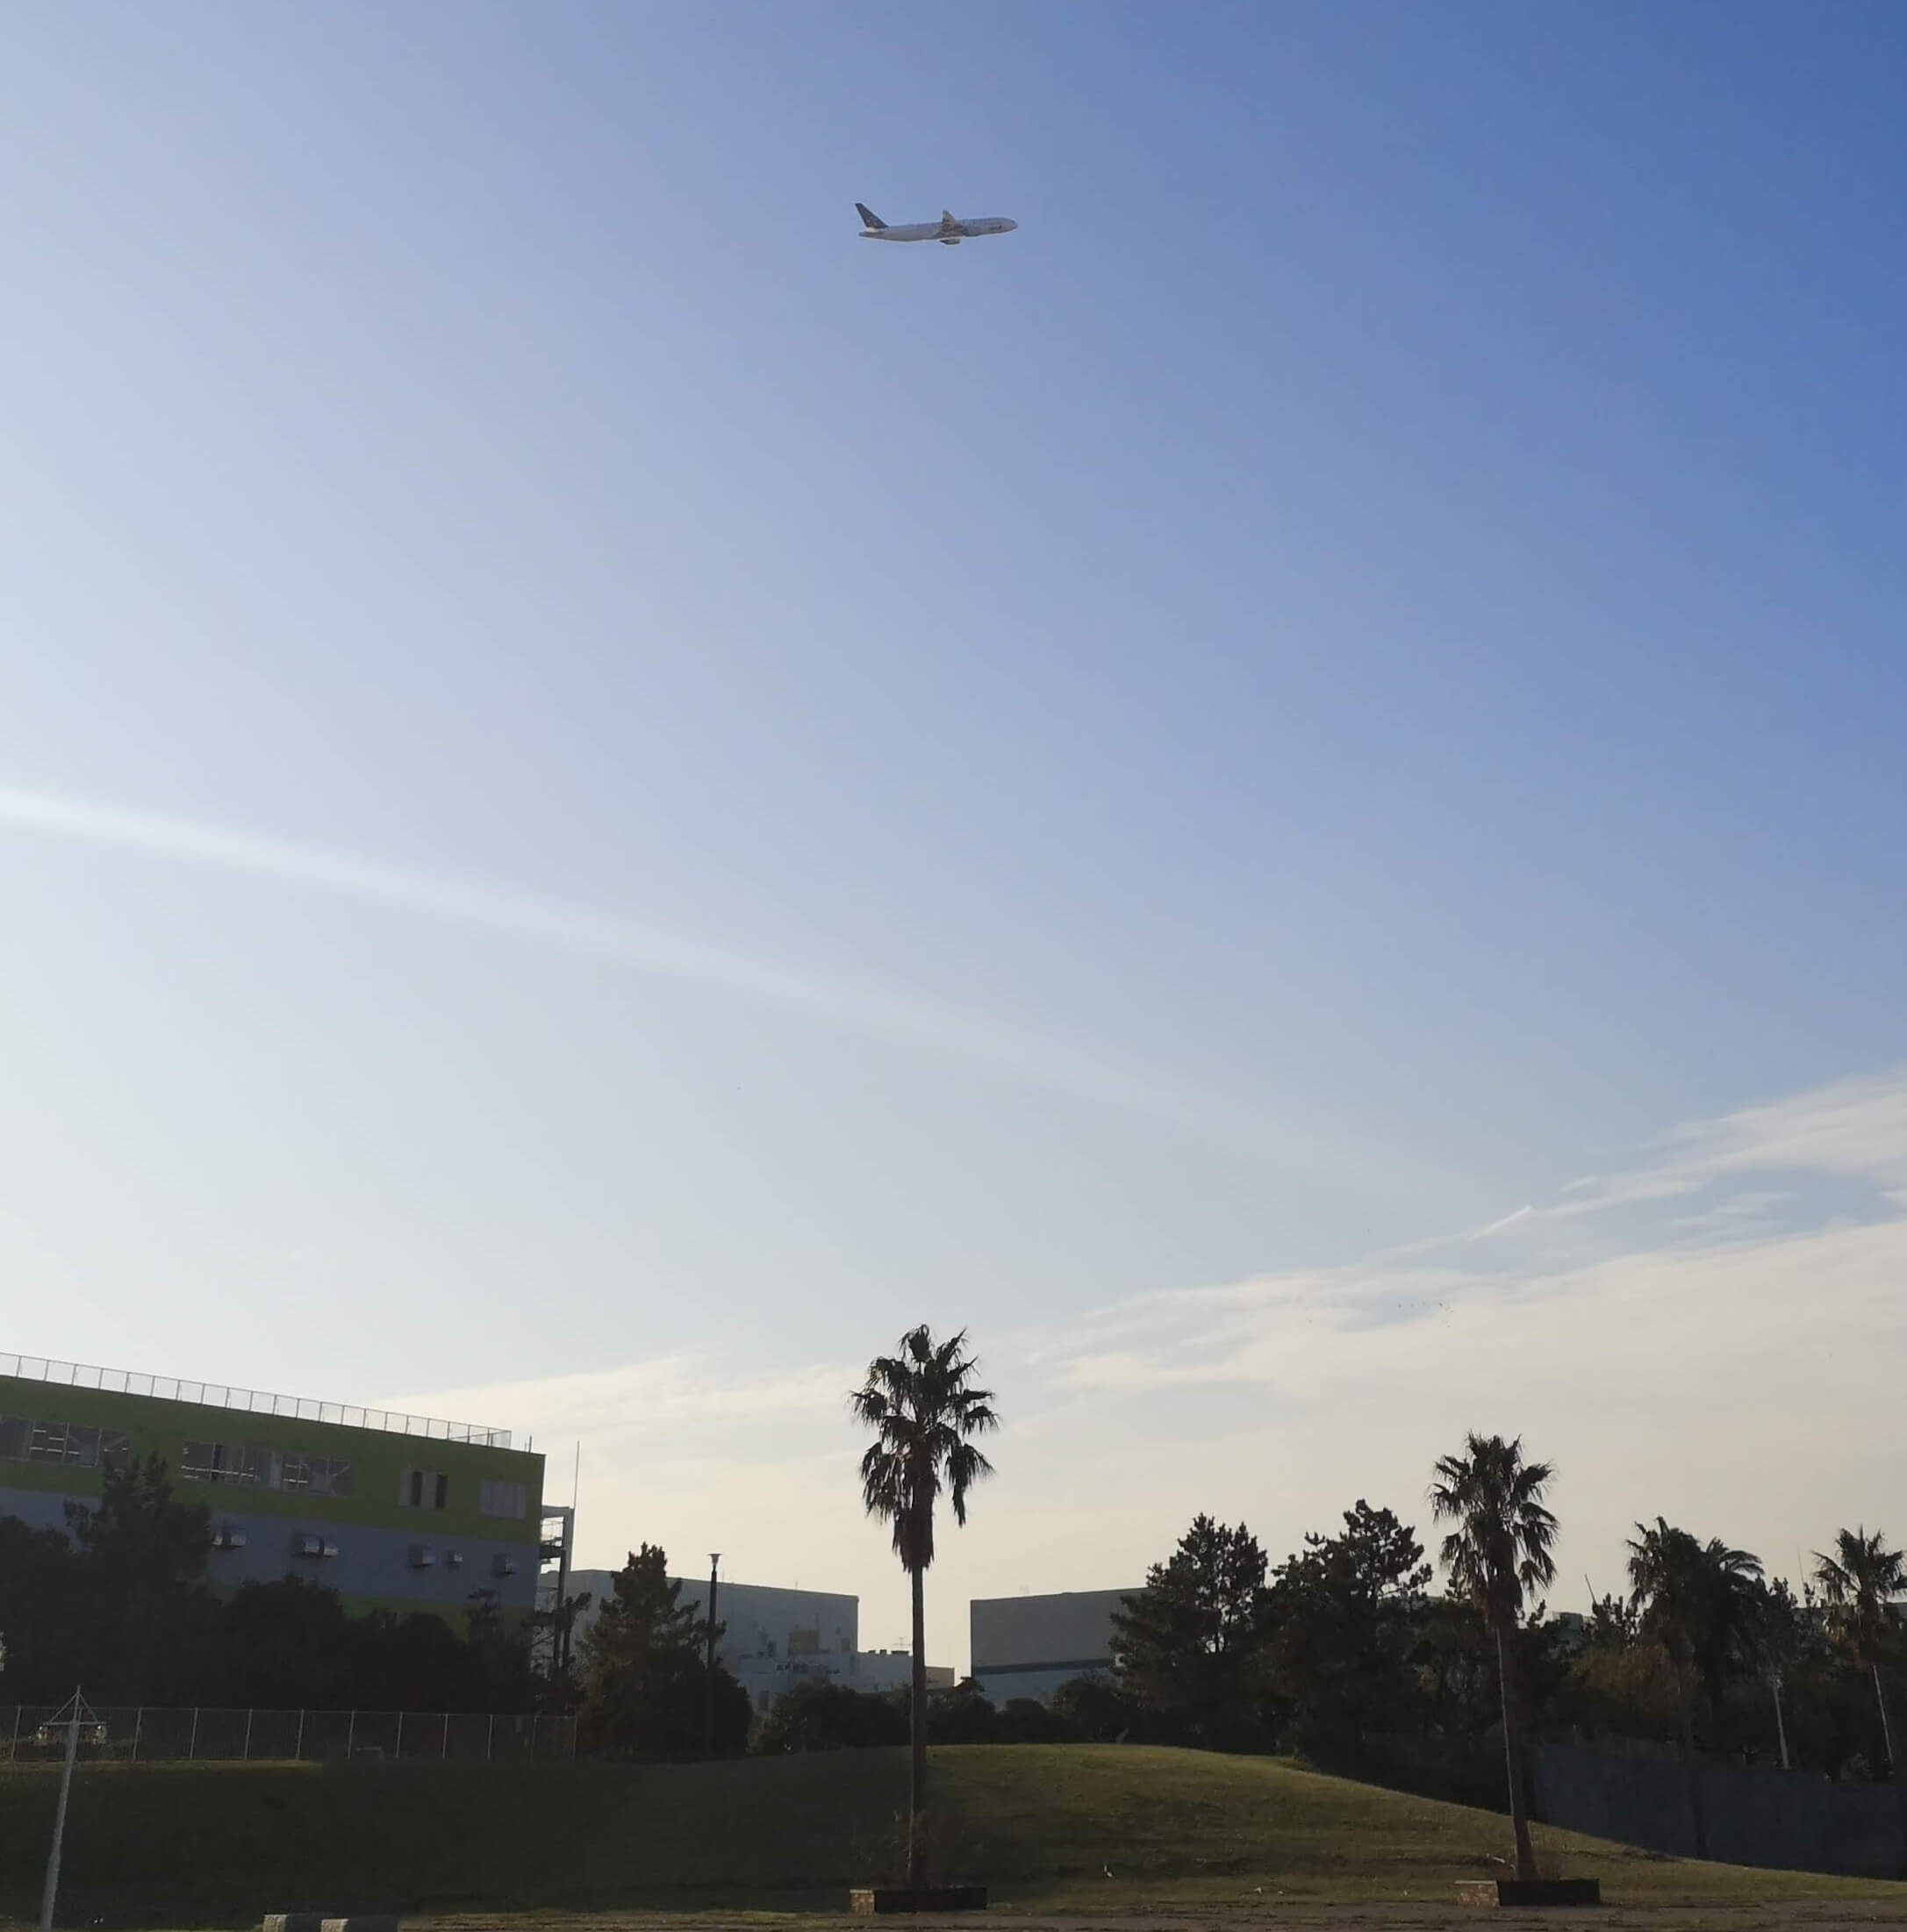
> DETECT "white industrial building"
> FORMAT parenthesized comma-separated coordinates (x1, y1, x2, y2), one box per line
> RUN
(969, 1586, 1137, 1705)
(565, 1569, 951, 1710)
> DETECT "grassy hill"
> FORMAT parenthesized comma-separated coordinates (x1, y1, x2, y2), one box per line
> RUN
(3, 1744, 1903, 1925)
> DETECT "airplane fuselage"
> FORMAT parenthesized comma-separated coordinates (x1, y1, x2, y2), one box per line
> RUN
(859, 212, 1018, 246)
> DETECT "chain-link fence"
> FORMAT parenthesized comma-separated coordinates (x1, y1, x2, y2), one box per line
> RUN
(0, 1705, 575, 1763)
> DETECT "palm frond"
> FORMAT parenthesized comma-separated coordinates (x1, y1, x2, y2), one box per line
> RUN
(1428, 1432, 1557, 1624)
(849, 1325, 998, 1574)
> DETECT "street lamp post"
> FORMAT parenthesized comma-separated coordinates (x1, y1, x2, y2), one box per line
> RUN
(704, 1553, 721, 1756)
(39, 1688, 97, 1932)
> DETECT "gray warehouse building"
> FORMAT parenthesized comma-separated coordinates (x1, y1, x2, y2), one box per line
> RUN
(970, 1587, 1137, 1705)
(566, 1570, 954, 1710)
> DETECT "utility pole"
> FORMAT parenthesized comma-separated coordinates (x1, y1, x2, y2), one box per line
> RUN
(40, 1688, 96, 1932)
(704, 1553, 721, 1756)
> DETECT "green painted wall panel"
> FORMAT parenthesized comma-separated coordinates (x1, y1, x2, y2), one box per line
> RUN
(0, 1375, 545, 1544)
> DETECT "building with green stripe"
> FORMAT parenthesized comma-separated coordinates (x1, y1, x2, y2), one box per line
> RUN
(1, 1354, 552, 1625)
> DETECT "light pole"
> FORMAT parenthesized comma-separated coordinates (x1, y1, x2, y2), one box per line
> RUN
(39, 1688, 97, 1932)
(704, 1553, 721, 1756)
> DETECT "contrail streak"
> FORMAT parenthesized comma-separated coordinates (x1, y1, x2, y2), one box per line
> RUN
(0, 785, 1357, 1174)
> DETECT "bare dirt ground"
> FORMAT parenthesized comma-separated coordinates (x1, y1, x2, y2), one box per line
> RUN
(407, 1907, 1907, 1932)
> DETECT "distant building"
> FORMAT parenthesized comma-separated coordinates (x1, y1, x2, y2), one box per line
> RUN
(566, 1569, 952, 1708)
(850, 1647, 957, 1699)
(669, 1574, 858, 1663)
(1, 1351, 550, 1623)
(970, 1587, 1137, 1705)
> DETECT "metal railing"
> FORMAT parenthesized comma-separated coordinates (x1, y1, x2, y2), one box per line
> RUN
(0, 1705, 574, 1763)
(0, 1354, 512, 1449)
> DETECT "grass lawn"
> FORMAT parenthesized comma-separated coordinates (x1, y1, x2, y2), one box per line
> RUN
(2, 1744, 1903, 1925)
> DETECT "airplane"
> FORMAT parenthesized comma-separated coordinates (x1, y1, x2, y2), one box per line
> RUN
(856, 204, 1018, 246)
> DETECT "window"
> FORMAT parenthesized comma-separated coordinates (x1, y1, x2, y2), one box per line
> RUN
(180, 1440, 351, 1495)
(479, 1477, 527, 1519)
(398, 1467, 448, 1510)
(0, 1417, 130, 1469)
(181, 1439, 233, 1481)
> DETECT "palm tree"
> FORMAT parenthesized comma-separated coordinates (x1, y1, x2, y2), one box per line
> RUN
(851, 1325, 999, 1886)
(1746, 1577, 1808, 1771)
(1624, 1519, 1761, 1855)
(1429, 1433, 1557, 1883)
(1814, 1526, 1906, 1777)
(1624, 1518, 1763, 1759)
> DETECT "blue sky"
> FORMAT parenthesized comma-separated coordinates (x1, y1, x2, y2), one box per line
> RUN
(4, 4, 1903, 1658)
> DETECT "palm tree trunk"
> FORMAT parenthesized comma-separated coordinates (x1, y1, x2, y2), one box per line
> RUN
(1771, 1676, 1790, 1771)
(1495, 1620, 1537, 1883)
(909, 1562, 928, 1887)
(1874, 1662, 1896, 1778)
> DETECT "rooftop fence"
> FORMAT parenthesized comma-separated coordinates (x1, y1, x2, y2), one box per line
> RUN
(0, 1353, 512, 1450)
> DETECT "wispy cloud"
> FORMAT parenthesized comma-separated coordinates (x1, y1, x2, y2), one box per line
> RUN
(1553, 1069, 1907, 1221)
(1469, 1203, 1536, 1241)
(412, 1064, 1907, 1648)
(389, 1354, 852, 1446)
(0, 783, 1364, 1174)
(1043, 1065, 1907, 1388)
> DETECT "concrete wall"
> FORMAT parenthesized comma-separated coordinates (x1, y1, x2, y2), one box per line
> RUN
(969, 1588, 1136, 1704)
(1531, 1741, 1907, 1879)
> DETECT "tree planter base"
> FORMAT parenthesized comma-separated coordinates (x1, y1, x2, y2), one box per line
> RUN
(1456, 1878, 1601, 1907)
(264, 1918, 399, 1932)
(850, 1887, 987, 1914)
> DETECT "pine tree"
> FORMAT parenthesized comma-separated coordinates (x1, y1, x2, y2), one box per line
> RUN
(1111, 1513, 1269, 1745)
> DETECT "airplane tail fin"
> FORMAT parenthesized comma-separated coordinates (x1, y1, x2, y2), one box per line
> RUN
(855, 203, 886, 230)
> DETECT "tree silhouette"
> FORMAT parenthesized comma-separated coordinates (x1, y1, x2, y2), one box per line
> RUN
(1429, 1433, 1557, 1882)
(1113, 1514, 1269, 1746)
(851, 1325, 998, 1886)
(1814, 1526, 1906, 1778)
(1624, 1518, 1763, 1757)
(1264, 1500, 1430, 1758)
(1746, 1576, 1810, 1770)
(577, 1545, 748, 1758)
